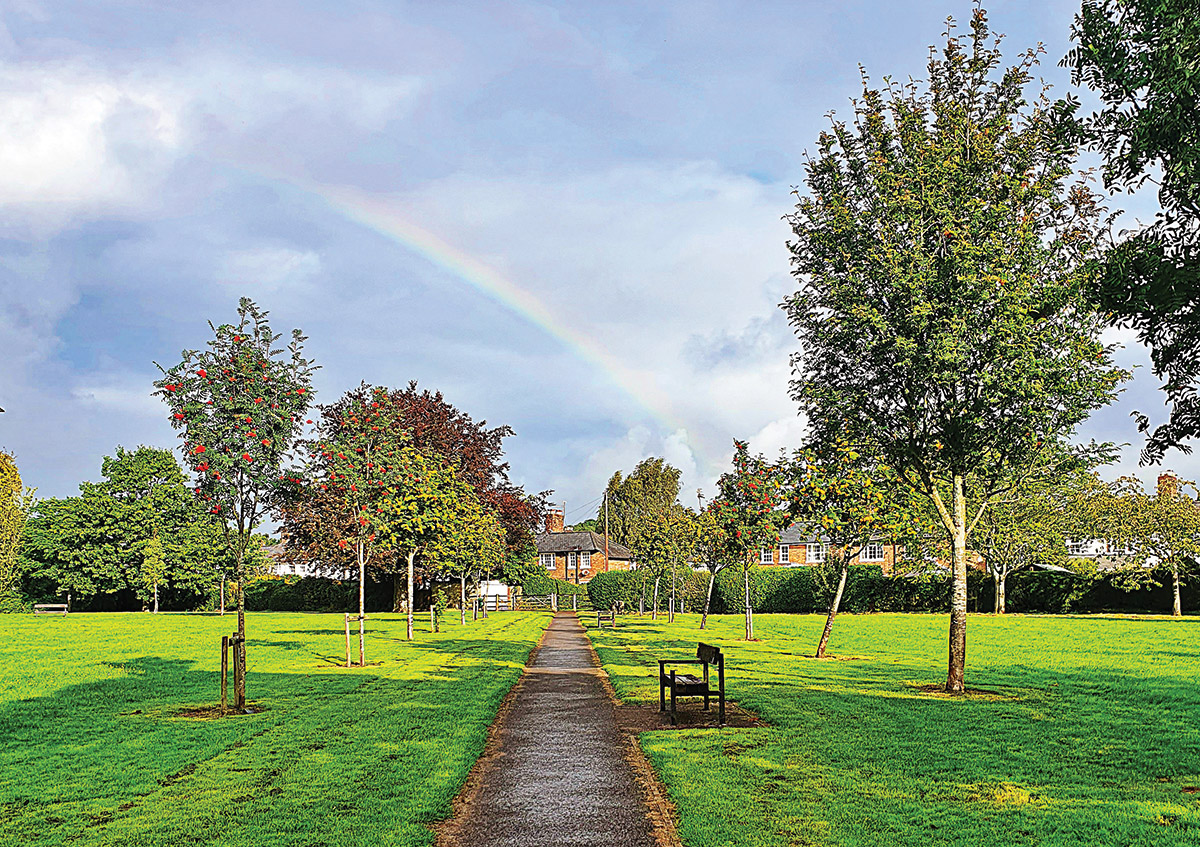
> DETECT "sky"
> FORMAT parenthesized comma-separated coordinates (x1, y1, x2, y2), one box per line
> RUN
(0, 0, 1191, 526)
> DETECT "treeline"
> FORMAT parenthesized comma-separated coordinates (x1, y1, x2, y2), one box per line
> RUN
(1, 299, 546, 628)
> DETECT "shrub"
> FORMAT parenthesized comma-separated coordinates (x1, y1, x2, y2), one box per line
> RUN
(522, 573, 585, 596)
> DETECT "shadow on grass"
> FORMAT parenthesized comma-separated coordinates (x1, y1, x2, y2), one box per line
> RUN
(0, 640, 536, 846)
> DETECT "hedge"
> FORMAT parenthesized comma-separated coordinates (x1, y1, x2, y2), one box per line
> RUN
(244, 575, 394, 613)
(521, 573, 586, 596)
(586, 565, 1197, 616)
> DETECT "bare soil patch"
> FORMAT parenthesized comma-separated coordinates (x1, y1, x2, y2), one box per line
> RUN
(171, 703, 267, 719)
(615, 700, 764, 732)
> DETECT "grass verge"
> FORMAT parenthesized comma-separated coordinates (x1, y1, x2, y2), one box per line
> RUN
(585, 612, 1200, 846)
(0, 610, 551, 846)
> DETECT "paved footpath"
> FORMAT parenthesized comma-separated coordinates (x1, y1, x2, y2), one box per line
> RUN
(446, 612, 660, 847)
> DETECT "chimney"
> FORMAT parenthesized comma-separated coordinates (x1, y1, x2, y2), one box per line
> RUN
(1158, 473, 1179, 500)
(545, 508, 564, 534)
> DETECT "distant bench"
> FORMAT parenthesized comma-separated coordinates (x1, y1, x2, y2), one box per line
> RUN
(659, 642, 725, 726)
(596, 609, 616, 628)
(33, 604, 68, 616)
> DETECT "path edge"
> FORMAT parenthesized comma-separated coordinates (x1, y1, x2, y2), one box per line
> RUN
(431, 612, 553, 847)
(583, 620, 685, 847)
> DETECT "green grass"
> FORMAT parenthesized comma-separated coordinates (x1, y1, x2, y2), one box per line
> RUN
(0, 611, 551, 846)
(585, 612, 1200, 847)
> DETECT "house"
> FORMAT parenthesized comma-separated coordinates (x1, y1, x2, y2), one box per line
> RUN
(536, 508, 635, 584)
(755, 523, 903, 574)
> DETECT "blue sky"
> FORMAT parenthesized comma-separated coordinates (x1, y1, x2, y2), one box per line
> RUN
(0, 0, 1188, 522)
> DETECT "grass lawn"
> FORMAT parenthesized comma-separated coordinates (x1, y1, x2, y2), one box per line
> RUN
(0, 610, 551, 846)
(586, 612, 1200, 847)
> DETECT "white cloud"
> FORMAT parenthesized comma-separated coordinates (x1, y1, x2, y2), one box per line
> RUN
(218, 247, 322, 292)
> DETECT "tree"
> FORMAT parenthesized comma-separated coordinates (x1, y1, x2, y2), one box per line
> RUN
(17, 447, 236, 608)
(1086, 474, 1200, 616)
(282, 384, 412, 665)
(784, 444, 920, 657)
(387, 382, 547, 585)
(597, 458, 682, 550)
(634, 504, 695, 622)
(709, 441, 786, 640)
(1065, 1, 1200, 461)
(377, 449, 475, 640)
(972, 442, 1113, 613)
(154, 298, 316, 708)
(693, 509, 734, 630)
(141, 535, 167, 614)
(784, 12, 1128, 691)
(0, 451, 33, 603)
(425, 493, 504, 626)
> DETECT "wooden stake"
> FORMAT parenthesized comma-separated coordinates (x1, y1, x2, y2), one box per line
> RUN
(220, 635, 229, 712)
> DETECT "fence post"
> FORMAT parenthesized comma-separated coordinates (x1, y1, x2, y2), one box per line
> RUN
(230, 632, 245, 710)
(572, 593, 577, 611)
(552, 593, 558, 612)
(220, 635, 229, 712)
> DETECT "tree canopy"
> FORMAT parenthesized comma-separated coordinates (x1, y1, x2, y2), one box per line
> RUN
(1066, 0, 1200, 461)
(784, 11, 1127, 690)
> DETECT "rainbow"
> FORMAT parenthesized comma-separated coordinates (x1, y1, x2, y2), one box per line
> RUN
(296, 179, 693, 442)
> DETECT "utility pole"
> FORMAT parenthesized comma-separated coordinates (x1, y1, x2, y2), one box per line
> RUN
(604, 491, 609, 569)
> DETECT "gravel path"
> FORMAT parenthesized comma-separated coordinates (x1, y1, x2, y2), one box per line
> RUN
(442, 612, 661, 847)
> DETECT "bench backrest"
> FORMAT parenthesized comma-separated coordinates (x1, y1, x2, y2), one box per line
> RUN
(696, 642, 722, 666)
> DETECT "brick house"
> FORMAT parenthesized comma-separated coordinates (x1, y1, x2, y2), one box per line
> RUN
(757, 523, 902, 575)
(536, 508, 634, 584)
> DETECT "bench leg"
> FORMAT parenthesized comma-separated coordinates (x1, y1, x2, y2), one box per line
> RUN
(704, 691, 710, 711)
(670, 686, 677, 726)
(719, 694, 725, 727)
(659, 682, 665, 713)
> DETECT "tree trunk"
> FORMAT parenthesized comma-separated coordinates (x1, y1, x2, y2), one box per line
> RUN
(235, 566, 247, 709)
(815, 560, 849, 658)
(393, 572, 403, 613)
(1172, 562, 1182, 617)
(406, 550, 415, 641)
(995, 569, 1007, 615)
(946, 475, 968, 694)
(357, 541, 366, 667)
(652, 576, 660, 620)
(667, 561, 676, 619)
(743, 567, 754, 640)
(219, 578, 225, 616)
(153, 583, 159, 614)
(460, 572, 467, 626)
(701, 570, 716, 630)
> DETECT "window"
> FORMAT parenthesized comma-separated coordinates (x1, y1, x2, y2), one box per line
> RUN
(779, 545, 790, 564)
(861, 543, 885, 563)
(567, 552, 577, 571)
(1067, 540, 1090, 556)
(760, 546, 773, 564)
(579, 551, 591, 571)
(541, 553, 555, 571)
(807, 543, 826, 564)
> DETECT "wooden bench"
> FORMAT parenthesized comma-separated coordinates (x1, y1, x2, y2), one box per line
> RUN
(659, 642, 725, 725)
(33, 604, 68, 615)
(596, 609, 616, 628)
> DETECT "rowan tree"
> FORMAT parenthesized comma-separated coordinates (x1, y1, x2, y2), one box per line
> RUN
(709, 441, 786, 640)
(154, 297, 316, 707)
(282, 385, 411, 664)
(784, 444, 922, 657)
(1065, 0, 1200, 460)
(1085, 474, 1200, 616)
(693, 508, 734, 630)
(971, 441, 1114, 613)
(784, 12, 1127, 691)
